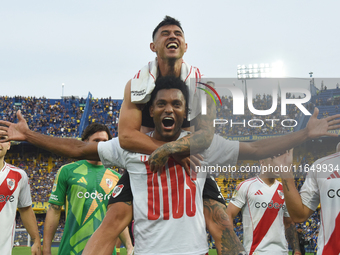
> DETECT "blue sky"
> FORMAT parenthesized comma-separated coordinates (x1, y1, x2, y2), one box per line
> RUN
(1, 0, 340, 99)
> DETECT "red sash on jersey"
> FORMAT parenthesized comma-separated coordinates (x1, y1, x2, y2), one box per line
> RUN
(0, 170, 21, 212)
(322, 212, 340, 254)
(249, 184, 284, 255)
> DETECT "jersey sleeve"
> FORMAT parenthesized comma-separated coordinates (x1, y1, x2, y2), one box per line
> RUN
(17, 170, 32, 208)
(48, 165, 68, 206)
(203, 134, 239, 167)
(283, 201, 290, 218)
(299, 169, 320, 211)
(230, 181, 247, 209)
(97, 138, 126, 169)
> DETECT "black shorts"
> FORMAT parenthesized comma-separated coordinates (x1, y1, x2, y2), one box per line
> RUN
(108, 172, 226, 206)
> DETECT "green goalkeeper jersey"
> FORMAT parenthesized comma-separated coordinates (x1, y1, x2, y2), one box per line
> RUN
(49, 160, 121, 255)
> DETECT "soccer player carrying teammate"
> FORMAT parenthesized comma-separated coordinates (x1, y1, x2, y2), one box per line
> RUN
(116, 15, 245, 254)
(226, 155, 302, 255)
(279, 147, 340, 254)
(0, 131, 41, 255)
(42, 123, 133, 255)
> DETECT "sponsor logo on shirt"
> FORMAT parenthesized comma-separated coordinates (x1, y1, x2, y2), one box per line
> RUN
(7, 179, 15, 191)
(255, 200, 286, 210)
(77, 190, 111, 201)
(0, 194, 15, 203)
(77, 177, 88, 185)
(254, 190, 263, 195)
(131, 89, 146, 97)
(327, 189, 340, 198)
(327, 171, 340, 180)
(50, 194, 58, 201)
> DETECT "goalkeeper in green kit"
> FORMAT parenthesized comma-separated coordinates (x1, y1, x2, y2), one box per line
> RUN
(42, 123, 133, 255)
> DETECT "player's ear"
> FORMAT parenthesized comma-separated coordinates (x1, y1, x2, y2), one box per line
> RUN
(149, 105, 154, 118)
(150, 42, 156, 53)
(184, 43, 188, 53)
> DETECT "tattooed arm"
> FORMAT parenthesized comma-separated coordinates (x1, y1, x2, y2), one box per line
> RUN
(43, 204, 62, 255)
(83, 202, 133, 255)
(284, 217, 302, 255)
(204, 199, 245, 255)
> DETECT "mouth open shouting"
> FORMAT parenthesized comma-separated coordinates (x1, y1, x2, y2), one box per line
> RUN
(162, 117, 175, 131)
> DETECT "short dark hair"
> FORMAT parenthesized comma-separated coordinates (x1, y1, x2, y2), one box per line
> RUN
(152, 16, 184, 40)
(150, 76, 189, 111)
(81, 123, 112, 141)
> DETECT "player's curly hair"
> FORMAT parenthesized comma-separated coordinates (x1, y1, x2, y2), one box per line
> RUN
(150, 75, 189, 113)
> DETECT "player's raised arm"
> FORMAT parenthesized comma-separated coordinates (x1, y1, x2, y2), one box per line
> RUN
(272, 150, 314, 223)
(238, 108, 340, 160)
(118, 80, 166, 154)
(0, 110, 100, 160)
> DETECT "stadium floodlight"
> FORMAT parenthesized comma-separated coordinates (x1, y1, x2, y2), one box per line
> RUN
(237, 61, 284, 80)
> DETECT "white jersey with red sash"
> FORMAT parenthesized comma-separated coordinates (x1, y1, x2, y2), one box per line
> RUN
(230, 177, 289, 255)
(0, 162, 32, 254)
(300, 152, 340, 255)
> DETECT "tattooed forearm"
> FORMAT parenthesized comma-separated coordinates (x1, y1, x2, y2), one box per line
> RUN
(204, 199, 245, 255)
(285, 223, 300, 253)
(50, 204, 62, 211)
(283, 179, 290, 191)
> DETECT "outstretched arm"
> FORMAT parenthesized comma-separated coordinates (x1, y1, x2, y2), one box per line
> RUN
(239, 108, 340, 160)
(18, 206, 41, 255)
(0, 111, 100, 160)
(204, 199, 245, 255)
(284, 217, 301, 255)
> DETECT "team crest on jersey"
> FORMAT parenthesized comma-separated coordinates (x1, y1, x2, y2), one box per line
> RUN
(106, 178, 113, 189)
(232, 190, 238, 198)
(277, 190, 284, 199)
(7, 179, 15, 191)
(112, 184, 124, 198)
